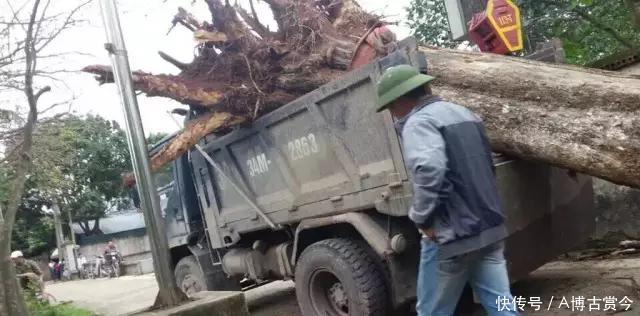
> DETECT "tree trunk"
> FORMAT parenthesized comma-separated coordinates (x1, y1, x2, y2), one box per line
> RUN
(421, 46, 640, 188)
(626, 0, 640, 28)
(150, 112, 245, 172)
(0, 221, 28, 316)
(0, 0, 46, 313)
(91, 218, 103, 235)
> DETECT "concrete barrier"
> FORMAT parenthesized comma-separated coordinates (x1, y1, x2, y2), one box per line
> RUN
(124, 259, 155, 275)
(136, 291, 249, 316)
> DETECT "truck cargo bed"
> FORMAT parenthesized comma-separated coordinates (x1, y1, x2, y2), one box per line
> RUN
(190, 38, 426, 248)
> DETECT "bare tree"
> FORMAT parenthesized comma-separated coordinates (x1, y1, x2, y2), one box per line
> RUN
(0, 1, 90, 314)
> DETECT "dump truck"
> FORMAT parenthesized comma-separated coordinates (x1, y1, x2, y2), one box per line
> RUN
(153, 37, 596, 315)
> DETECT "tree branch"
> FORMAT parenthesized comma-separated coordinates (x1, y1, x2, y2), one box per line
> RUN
(150, 112, 245, 172)
(83, 65, 227, 107)
(168, 7, 203, 34)
(235, 5, 271, 38)
(34, 85, 51, 102)
(539, 0, 636, 49)
(158, 51, 188, 71)
(2, 0, 42, 311)
(0, 112, 67, 141)
(570, 6, 636, 49)
(34, 0, 92, 54)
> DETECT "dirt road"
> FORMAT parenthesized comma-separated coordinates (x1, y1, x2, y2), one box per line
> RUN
(47, 258, 640, 315)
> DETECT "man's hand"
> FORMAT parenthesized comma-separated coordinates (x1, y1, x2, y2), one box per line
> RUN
(420, 228, 436, 240)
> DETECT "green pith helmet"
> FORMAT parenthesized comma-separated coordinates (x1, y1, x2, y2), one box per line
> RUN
(376, 65, 436, 112)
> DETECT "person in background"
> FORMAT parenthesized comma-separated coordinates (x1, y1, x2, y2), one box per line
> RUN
(50, 257, 61, 281)
(104, 240, 118, 254)
(103, 240, 121, 267)
(375, 65, 517, 315)
(59, 258, 68, 280)
(48, 260, 55, 278)
(11, 250, 44, 293)
(77, 252, 87, 266)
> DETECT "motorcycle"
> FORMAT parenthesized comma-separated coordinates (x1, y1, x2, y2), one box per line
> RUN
(103, 251, 121, 278)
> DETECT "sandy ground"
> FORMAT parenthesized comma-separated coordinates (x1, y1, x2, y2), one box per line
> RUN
(46, 258, 640, 315)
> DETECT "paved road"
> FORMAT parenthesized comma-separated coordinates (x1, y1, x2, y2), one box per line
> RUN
(46, 275, 299, 316)
(47, 259, 640, 315)
(46, 274, 158, 315)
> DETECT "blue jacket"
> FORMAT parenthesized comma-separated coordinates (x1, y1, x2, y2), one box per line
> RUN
(396, 96, 507, 259)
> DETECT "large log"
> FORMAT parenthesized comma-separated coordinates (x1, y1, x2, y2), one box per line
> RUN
(115, 47, 640, 188)
(85, 0, 640, 189)
(422, 47, 640, 188)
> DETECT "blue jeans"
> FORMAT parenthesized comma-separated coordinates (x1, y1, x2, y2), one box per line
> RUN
(416, 239, 518, 316)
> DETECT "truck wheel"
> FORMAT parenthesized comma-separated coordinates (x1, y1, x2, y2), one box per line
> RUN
(295, 238, 388, 316)
(174, 255, 207, 296)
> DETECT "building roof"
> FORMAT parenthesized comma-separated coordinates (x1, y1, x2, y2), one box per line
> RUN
(71, 211, 145, 235)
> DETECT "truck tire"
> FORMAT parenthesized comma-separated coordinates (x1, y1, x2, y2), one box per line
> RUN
(174, 255, 207, 296)
(295, 238, 388, 316)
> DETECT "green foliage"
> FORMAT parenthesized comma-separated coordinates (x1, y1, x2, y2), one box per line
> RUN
(66, 190, 106, 225)
(26, 295, 94, 316)
(147, 132, 169, 148)
(9, 114, 131, 253)
(407, 0, 458, 48)
(0, 164, 11, 206)
(62, 115, 131, 202)
(11, 212, 55, 256)
(519, 0, 639, 65)
(406, 0, 640, 65)
(52, 115, 131, 234)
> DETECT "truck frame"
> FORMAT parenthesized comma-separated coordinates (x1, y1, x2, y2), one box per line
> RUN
(154, 38, 595, 315)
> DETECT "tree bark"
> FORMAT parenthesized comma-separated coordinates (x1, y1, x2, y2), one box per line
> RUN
(422, 46, 640, 188)
(1, 1, 44, 314)
(150, 112, 245, 172)
(626, 0, 640, 28)
(91, 217, 103, 235)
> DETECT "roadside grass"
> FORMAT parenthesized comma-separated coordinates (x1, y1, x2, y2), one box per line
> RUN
(27, 295, 95, 316)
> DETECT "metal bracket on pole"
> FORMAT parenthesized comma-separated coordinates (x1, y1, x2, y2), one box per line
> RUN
(166, 114, 279, 230)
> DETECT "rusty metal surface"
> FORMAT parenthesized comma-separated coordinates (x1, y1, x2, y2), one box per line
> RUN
(504, 166, 595, 281)
(291, 212, 394, 264)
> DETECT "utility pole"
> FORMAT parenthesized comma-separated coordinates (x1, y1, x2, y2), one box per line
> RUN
(66, 210, 79, 274)
(99, 0, 184, 307)
(52, 202, 66, 265)
(67, 210, 76, 245)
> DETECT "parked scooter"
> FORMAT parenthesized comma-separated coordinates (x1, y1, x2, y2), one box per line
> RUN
(103, 250, 121, 278)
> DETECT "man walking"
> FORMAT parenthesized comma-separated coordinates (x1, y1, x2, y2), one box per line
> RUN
(11, 250, 44, 293)
(376, 65, 517, 315)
